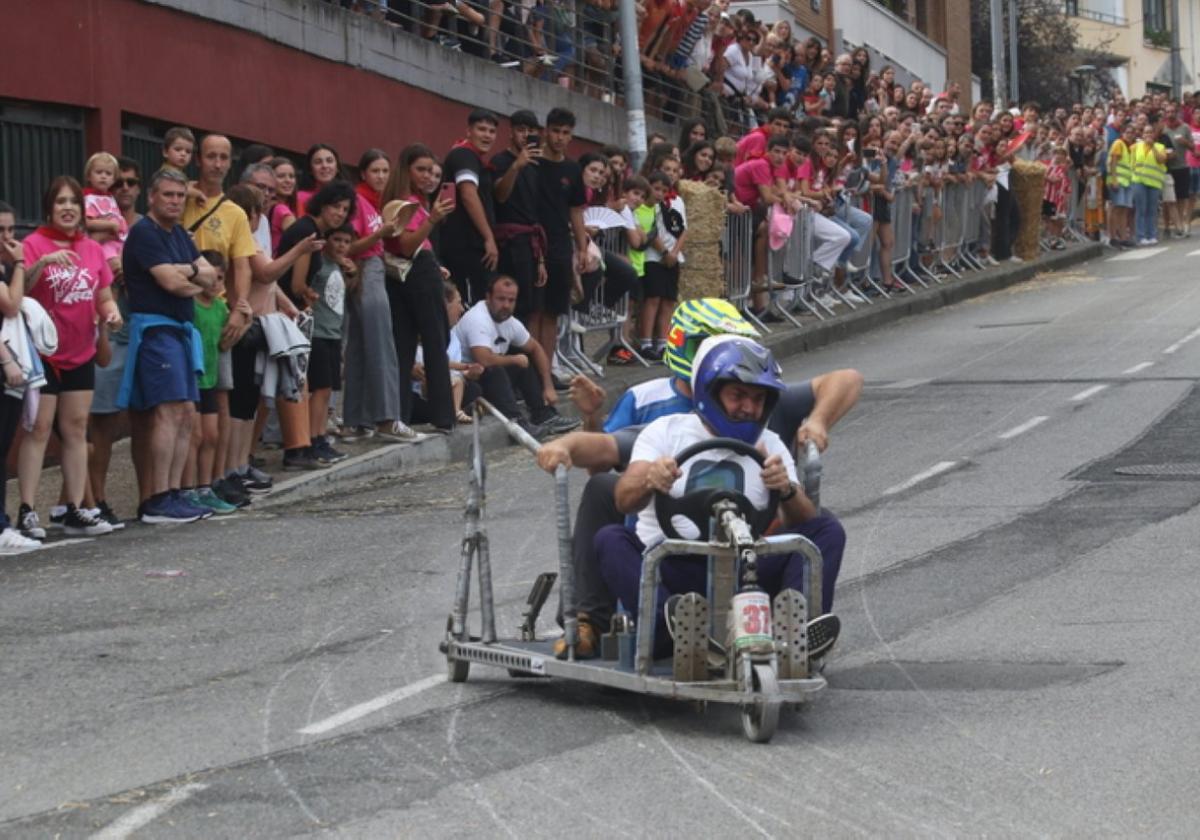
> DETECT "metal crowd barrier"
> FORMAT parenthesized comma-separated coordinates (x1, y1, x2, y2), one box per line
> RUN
(558, 228, 648, 377)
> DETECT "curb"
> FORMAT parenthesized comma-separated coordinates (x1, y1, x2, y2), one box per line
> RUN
(260, 242, 1104, 505)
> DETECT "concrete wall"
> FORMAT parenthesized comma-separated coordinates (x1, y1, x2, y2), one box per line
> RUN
(834, 0, 948, 90)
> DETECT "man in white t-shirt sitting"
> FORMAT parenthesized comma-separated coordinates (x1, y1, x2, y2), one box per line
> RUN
(454, 275, 580, 438)
(597, 335, 839, 660)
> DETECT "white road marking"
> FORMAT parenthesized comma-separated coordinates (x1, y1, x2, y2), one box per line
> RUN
(998, 416, 1049, 440)
(1163, 325, 1200, 354)
(1188, 248, 1200, 256)
(1070, 384, 1109, 402)
(90, 783, 207, 840)
(1106, 247, 1167, 261)
(1123, 361, 1154, 374)
(883, 461, 959, 496)
(297, 673, 445, 735)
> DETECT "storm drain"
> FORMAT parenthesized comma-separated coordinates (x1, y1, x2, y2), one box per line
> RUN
(1114, 463, 1200, 477)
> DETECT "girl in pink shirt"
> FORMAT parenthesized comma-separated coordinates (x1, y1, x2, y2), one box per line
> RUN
(83, 152, 127, 268)
(17, 176, 123, 539)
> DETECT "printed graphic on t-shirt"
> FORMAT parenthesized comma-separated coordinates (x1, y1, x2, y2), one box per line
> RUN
(325, 269, 345, 316)
(43, 264, 96, 306)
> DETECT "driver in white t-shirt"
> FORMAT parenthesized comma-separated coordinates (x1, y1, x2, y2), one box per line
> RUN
(597, 335, 839, 660)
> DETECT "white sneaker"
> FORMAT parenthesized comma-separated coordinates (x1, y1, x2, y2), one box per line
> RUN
(815, 293, 839, 308)
(984, 255, 999, 266)
(1148, 238, 1159, 245)
(378, 420, 418, 442)
(844, 291, 867, 303)
(1010, 255, 1024, 263)
(0, 527, 41, 555)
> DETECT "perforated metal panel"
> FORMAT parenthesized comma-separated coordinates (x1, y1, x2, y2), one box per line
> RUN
(1114, 464, 1200, 477)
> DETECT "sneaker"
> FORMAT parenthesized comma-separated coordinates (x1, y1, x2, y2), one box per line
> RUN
(1148, 238, 1159, 245)
(550, 374, 572, 393)
(553, 613, 599, 660)
(313, 437, 348, 464)
(212, 477, 252, 509)
(282, 448, 327, 471)
(239, 466, 274, 493)
(377, 420, 418, 442)
(61, 504, 114, 536)
(807, 613, 841, 661)
(536, 413, 582, 436)
(984, 255, 999, 266)
(843, 290, 867, 303)
(0, 527, 41, 555)
(95, 501, 126, 531)
(606, 347, 636, 366)
(48, 505, 68, 528)
(192, 486, 238, 516)
(139, 491, 206, 525)
(1009, 255, 1024, 263)
(18, 505, 45, 541)
(178, 491, 216, 520)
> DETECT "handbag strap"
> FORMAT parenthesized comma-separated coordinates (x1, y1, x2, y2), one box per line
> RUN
(187, 196, 228, 234)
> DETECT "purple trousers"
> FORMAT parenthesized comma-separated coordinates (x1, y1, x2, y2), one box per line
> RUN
(594, 513, 846, 658)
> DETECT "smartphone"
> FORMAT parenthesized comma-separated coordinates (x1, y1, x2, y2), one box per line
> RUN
(863, 148, 877, 159)
(439, 181, 456, 207)
(527, 133, 541, 148)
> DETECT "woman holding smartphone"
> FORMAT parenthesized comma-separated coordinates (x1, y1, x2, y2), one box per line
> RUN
(380, 144, 457, 434)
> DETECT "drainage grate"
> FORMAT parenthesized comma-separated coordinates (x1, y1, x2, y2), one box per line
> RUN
(1114, 463, 1200, 477)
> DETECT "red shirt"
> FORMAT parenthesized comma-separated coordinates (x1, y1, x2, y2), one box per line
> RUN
(733, 158, 774, 206)
(735, 127, 771, 166)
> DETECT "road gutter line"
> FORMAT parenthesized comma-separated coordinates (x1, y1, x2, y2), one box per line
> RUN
(89, 783, 207, 840)
(1070, 384, 1108, 402)
(998, 416, 1049, 440)
(883, 461, 958, 496)
(1163, 325, 1200, 355)
(1123, 362, 1154, 374)
(297, 673, 445, 736)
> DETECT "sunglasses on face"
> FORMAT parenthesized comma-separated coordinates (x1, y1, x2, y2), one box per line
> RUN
(115, 178, 141, 188)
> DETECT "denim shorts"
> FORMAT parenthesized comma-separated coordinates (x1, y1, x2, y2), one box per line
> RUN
(1111, 185, 1133, 209)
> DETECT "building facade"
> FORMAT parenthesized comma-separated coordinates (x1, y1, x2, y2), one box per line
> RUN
(1070, 0, 1200, 97)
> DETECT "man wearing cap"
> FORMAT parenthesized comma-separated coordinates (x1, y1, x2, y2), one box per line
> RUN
(492, 109, 545, 326)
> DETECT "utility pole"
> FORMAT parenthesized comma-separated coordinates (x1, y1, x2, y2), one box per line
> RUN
(990, 0, 1007, 110)
(1008, 0, 1020, 104)
(1170, 0, 1182, 99)
(618, 0, 647, 171)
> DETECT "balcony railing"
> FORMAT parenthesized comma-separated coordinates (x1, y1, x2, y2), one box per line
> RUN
(1064, 3, 1128, 25)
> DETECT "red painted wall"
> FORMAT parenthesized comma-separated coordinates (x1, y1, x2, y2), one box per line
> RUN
(1, 0, 593, 162)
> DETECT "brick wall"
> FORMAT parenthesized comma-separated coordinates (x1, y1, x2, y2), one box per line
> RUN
(941, 0, 974, 102)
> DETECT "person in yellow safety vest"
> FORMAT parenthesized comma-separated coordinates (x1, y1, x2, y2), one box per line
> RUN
(1107, 121, 1138, 248)
(1131, 124, 1170, 246)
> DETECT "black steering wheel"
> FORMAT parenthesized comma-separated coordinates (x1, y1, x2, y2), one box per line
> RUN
(654, 437, 781, 541)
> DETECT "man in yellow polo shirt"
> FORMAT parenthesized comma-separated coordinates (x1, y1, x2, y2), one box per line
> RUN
(182, 134, 261, 507)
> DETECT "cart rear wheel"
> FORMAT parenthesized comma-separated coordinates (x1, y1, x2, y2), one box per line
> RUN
(741, 663, 781, 743)
(448, 658, 470, 683)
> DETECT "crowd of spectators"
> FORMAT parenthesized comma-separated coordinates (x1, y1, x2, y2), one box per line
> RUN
(3, 3, 1200, 554)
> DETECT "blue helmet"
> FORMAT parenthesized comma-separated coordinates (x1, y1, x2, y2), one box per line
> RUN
(691, 336, 784, 444)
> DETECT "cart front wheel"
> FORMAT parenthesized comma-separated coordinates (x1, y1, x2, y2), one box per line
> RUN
(448, 658, 470, 683)
(741, 663, 781, 743)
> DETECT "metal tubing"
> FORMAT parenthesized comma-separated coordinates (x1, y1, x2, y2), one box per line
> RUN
(619, 0, 648, 171)
(555, 464, 578, 659)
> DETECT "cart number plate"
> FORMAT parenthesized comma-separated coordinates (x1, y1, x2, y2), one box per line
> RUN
(528, 656, 546, 674)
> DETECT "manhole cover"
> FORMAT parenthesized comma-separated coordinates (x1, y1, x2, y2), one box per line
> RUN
(1114, 463, 1200, 477)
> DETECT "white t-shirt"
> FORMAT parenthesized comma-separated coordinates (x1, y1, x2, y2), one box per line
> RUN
(630, 413, 797, 546)
(454, 300, 531, 360)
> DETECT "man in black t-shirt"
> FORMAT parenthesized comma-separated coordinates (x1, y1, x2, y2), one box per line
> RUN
(439, 109, 500, 304)
(527, 107, 589, 367)
(492, 109, 544, 325)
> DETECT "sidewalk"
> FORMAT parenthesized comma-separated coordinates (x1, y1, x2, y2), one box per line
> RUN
(5, 241, 1102, 524)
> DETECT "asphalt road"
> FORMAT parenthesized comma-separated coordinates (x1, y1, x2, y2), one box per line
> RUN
(4, 240, 1200, 838)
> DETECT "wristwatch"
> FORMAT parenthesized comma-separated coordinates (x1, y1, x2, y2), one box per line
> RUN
(779, 482, 797, 502)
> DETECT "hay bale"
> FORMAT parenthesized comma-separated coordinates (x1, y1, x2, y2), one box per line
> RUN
(1011, 159, 1046, 261)
(676, 179, 726, 300)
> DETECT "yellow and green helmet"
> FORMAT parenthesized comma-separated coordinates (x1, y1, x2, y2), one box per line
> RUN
(663, 298, 760, 381)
